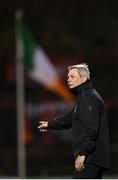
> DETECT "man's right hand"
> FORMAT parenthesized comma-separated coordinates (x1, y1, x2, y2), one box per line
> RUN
(38, 121, 48, 132)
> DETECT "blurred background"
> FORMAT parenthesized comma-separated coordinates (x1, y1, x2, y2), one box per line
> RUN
(0, 0, 117, 178)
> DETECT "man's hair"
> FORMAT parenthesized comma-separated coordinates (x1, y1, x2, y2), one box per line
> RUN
(68, 63, 90, 79)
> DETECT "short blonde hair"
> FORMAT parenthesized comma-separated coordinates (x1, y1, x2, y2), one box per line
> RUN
(68, 63, 90, 79)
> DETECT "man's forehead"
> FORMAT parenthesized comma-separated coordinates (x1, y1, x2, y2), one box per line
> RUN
(68, 68, 78, 74)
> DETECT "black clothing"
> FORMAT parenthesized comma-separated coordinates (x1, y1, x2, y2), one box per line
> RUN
(73, 163, 103, 179)
(48, 80, 110, 169)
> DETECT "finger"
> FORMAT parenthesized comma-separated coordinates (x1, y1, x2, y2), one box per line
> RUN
(77, 166, 82, 172)
(75, 163, 84, 172)
(39, 129, 44, 132)
(39, 121, 47, 124)
(80, 161, 85, 169)
(79, 163, 85, 171)
(81, 161, 85, 169)
(82, 163, 85, 170)
(40, 128, 47, 131)
(75, 165, 81, 172)
(43, 129, 47, 132)
(38, 125, 44, 129)
(75, 163, 80, 171)
(41, 129, 47, 132)
(38, 123, 47, 128)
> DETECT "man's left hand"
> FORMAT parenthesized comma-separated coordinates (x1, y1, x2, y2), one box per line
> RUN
(75, 155, 85, 171)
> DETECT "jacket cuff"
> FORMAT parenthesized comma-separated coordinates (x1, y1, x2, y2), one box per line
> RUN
(48, 119, 57, 129)
(74, 149, 88, 157)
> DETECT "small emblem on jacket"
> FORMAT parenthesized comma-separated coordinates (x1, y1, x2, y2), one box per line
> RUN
(74, 105, 77, 113)
(89, 106, 92, 111)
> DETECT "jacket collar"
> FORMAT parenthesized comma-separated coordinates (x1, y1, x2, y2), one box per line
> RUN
(70, 80, 94, 95)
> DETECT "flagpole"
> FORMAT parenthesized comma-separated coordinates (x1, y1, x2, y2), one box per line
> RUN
(15, 10, 26, 178)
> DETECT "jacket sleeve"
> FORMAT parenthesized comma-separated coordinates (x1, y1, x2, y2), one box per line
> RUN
(48, 110, 73, 130)
(75, 95, 100, 156)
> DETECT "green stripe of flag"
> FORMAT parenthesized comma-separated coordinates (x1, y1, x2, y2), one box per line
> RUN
(17, 20, 36, 71)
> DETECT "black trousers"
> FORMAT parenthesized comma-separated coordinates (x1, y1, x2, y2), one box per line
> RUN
(73, 163, 104, 179)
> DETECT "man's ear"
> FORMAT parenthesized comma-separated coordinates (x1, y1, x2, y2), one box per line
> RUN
(82, 76, 87, 83)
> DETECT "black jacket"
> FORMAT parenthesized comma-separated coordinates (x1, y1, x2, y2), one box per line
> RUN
(48, 80, 110, 169)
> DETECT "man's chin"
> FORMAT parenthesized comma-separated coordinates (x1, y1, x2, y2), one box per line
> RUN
(69, 86, 75, 89)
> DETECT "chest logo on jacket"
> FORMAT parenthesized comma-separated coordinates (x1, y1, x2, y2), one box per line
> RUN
(74, 105, 77, 113)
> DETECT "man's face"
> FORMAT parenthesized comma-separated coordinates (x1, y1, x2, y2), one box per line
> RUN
(67, 68, 87, 89)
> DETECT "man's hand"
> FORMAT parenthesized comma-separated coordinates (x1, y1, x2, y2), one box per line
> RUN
(75, 155, 85, 171)
(38, 121, 48, 132)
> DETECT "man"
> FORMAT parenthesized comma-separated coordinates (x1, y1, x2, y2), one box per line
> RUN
(38, 63, 110, 179)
